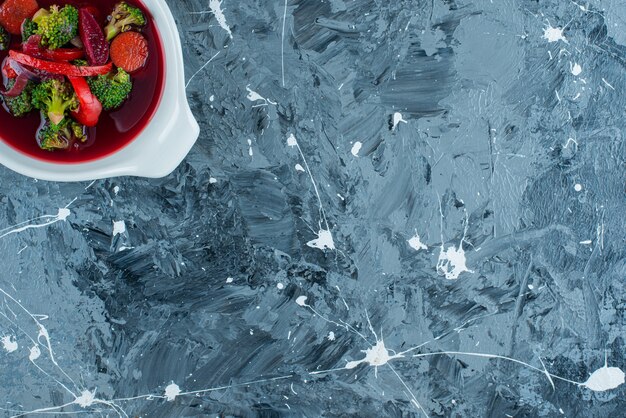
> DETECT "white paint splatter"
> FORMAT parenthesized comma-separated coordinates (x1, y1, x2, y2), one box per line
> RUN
(392, 112, 407, 131)
(296, 296, 308, 307)
(436, 199, 473, 280)
(584, 366, 625, 392)
(307, 229, 335, 251)
(287, 133, 335, 252)
(580, 240, 592, 245)
(112, 221, 126, 237)
(574, 183, 583, 192)
(209, 95, 215, 102)
(543, 25, 567, 43)
(247, 139, 254, 157)
(0, 207, 71, 239)
(295, 164, 305, 172)
(112, 186, 120, 196)
(208, 0, 232, 38)
(164, 383, 181, 401)
(74, 390, 96, 407)
(1, 335, 18, 353)
(185, 51, 221, 89)
(29, 345, 41, 361)
(281, 0, 288, 87)
(437, 244, 472, 280)
(226, 277, 234, 283)
(327, 331, 336, 341)
(346, 340, 403, 377)
(571, 63, 582, 76)
(351, 141, 362, 157)
(55, 208, 72, 220)
(246, 85, 277, 107)
(602, 78, 615, 90)
(209, 177, 218, 184)
(408, 234, 427, 251)
(277, 283, 285, 290)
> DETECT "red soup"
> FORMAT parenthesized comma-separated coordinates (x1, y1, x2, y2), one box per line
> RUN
(0, 0, 165, 164)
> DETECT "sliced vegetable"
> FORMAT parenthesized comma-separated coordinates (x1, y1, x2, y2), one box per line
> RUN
(0, 0, 39, 35)
(0, 24, 9, 50)
(23, 35, 84, 61)
(6, 58, 40, 82)
(105, 1, 145, 41)
(40, 48, 83, 61)
(110, 31, 148, 73)
(2, 57, 17, 80)
(79, 8, 108, 66)
(1, 72, 29, 96)
(9, 50, 112, 76)
(68, 76, 102, 127)
(33, 4, 78, 49)
(82, 6, 102, 26)
(22, 33, 42, 51)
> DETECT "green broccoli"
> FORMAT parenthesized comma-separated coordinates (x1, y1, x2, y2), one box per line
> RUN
(2, 80, 35, 117)
(105, 2, 146, 41)
(31, 79, 79, 125)
(32, 5, 79, 49)
(21, 18, 38, 42)
(88, 68, 133, 110)
(0, 25, 9, 51)
(37, 117, 86, 151)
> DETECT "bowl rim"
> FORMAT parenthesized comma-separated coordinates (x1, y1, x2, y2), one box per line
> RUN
(0, 0, 199, 182)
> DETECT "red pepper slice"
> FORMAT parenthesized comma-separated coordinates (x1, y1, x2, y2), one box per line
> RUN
(23, 45, 84, 62)
(22, 35, 85, 62)
(41, 49, 85, 62)
(68, 76, 102, 127)
(9, 50, 112, 77)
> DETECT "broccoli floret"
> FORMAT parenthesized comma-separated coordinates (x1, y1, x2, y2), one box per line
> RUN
(105, 2, 145, 41)
(0, 25, 9, 51)
(31, 79, 79, 125)
(37, 117, 86, 151)
(68, 119, 86, 141)
(88, 68, 132, 110)
(21, 18, 38, 42)
(72, 59, 88, 66)
(2, 80, 35, 117)
(33, 5, 79, 50)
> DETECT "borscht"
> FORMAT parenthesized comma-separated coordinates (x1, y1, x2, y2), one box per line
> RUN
(0, 0, 164, 163)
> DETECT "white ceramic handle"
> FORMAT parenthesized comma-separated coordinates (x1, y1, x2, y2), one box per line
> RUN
(131, 107, 200, 178)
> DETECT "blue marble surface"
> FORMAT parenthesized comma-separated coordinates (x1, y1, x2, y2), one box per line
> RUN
(1, 0, 625, 416)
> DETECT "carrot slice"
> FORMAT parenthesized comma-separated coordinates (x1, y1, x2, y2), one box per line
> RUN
(0, 0, 38, 35)
(110, 31, 148, 73)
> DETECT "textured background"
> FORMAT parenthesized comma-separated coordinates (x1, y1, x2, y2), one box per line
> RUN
(1, 0, 625, 416)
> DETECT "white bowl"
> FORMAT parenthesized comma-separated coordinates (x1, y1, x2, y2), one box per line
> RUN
(0, 0, 199, 182)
